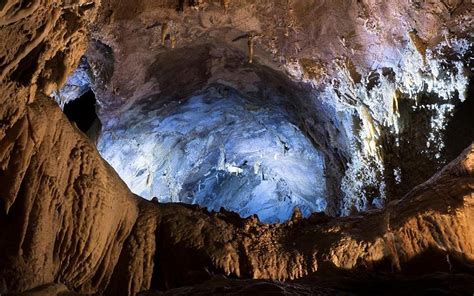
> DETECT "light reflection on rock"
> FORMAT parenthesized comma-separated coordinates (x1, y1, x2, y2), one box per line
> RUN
(98, 89, 327, 223)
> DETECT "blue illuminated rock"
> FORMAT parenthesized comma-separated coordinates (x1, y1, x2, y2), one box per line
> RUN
(98, 89, 327, 222)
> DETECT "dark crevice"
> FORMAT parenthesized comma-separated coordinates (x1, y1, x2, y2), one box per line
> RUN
(10, 42, 45, 86)
(444, 76, 474, 162)
(63, 90, 101, 138)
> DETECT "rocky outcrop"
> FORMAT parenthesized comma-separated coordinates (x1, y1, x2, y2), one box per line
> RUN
(0, 0, 135, 293)
(0, 95, 473, 295)
(0, 0, 99, 139)
(140, 144, 474, 290)
(0, 96, 139, 293)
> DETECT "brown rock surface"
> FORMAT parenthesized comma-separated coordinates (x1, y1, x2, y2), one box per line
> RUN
(1, 0, 473, 295)
(1, 95, 473, 295)
(139, 144, 474, 291)
(0, 0, 99, 139)
(0, 96, 139, 293)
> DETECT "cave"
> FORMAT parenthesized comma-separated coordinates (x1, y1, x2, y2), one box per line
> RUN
(0, 1, 473, 295)
(98, 86, 328, 223)
(63, 90, 99, 133)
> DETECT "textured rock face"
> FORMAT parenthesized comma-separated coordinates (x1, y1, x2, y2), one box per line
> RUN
(0, 0, 138, 293)
(0, 0, 473, 296)
(148, 146, 474, 287)
(0, 96, 139, 293)
(1, 98, 473, 295)
(87, 39, 351, 218)
(0, 0, 98, 138)
(98, 89, 328, 223)
(96, 49, 333, 222)
(82, 0, 473, 217)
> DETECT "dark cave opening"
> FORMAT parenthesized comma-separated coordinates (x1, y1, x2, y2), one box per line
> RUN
(63, 90, 100, 136)
(444, 76, 474, 162)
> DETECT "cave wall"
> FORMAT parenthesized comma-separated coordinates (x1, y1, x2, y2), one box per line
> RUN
(0, 0, 98, 139)
(0, 95, 473, 295)
(81, 0, 473, 215)
(0, 0, 473, 295)
(94, 43, 338, 222)
(0, 96, 139, 293)
(0, 0, 142, 293)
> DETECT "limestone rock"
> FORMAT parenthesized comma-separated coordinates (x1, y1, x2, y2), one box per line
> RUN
(0, 1, 473, 296)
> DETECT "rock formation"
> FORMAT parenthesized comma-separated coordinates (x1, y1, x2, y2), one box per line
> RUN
(82, 0, 473, 216)
(0, 0, 473, 295)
